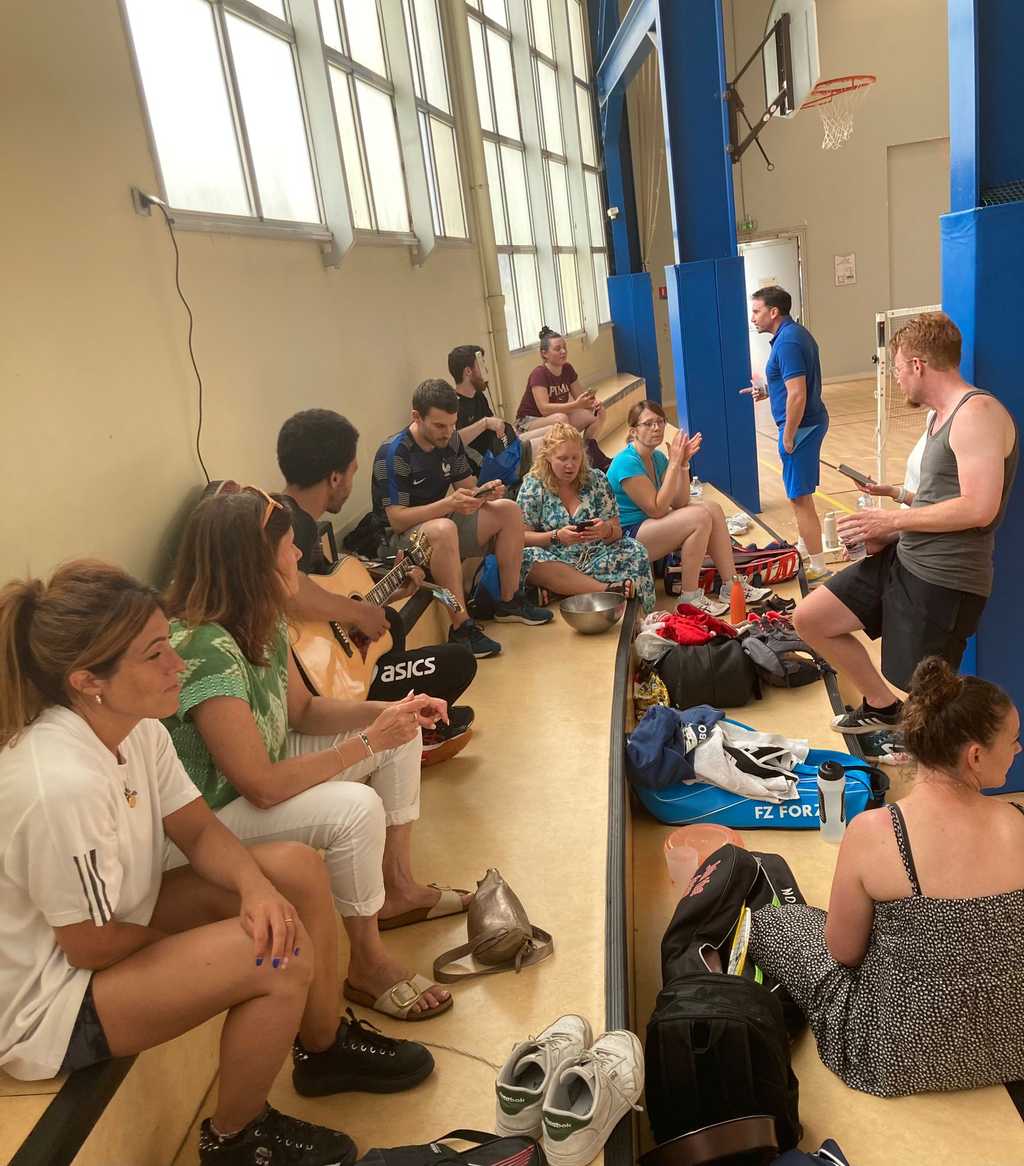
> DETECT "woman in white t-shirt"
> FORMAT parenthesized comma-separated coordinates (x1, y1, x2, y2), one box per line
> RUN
(0, 562, 430, 1166)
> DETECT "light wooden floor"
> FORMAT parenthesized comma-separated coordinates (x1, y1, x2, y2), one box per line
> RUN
(630, 385, 1024, 1164)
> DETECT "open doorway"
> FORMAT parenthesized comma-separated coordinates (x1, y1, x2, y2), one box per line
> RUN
(738, 230, 807, 380)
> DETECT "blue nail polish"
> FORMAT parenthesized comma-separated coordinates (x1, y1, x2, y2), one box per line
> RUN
(293, 947, 301, 956)
(256, 958, 263, 967)
(272, 957, 280, 969)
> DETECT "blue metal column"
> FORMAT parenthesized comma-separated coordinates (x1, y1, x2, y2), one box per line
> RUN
(942, 0, 1024, 788)
(656, 0, 759, 510)
(593, 0, 661, 401)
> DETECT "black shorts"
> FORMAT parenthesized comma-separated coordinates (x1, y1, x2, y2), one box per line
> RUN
(824, 544, 987, 691)
(60, 979, 112, 1074)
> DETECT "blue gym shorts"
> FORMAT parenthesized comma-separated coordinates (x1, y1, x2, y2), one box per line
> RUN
(778, 421, 828, 500)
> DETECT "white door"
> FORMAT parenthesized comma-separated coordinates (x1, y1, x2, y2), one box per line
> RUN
(739, 235, 803, 381)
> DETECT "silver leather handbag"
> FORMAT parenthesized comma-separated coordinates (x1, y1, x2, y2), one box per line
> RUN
(432, 868, 554, 983)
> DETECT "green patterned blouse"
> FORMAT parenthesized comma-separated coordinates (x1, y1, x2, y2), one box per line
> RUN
(163, 620, 290, 809)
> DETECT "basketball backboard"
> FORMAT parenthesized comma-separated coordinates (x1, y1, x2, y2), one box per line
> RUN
(764, 0, 820, 116)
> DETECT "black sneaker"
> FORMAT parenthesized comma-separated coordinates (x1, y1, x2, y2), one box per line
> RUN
(830, 700, 903, 735)
(449, 619, 502, 658)
(861, 728, 912, 765)
(448, 704, 475, 732)
(293, 1010, 434, 1096)
(492, 590, 555, 625)
(199, 1105, 356, 1166)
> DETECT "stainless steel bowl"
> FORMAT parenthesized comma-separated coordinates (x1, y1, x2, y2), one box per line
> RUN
(559, 591, 627, 634)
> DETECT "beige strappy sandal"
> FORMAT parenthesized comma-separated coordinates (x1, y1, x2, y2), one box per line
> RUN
(378, 884, 472, 931)
(343, 974, 453, 1022)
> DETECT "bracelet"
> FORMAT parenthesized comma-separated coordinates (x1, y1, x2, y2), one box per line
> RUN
(357, 731, 373, 759)
(895, 487, 909, 505)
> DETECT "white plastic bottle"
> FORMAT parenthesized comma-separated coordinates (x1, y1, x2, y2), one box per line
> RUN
(817, 760, 847, 845)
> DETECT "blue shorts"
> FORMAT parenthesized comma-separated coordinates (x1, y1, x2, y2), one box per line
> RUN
(621, 520, 644, 539)
(779, 421, 828, 500)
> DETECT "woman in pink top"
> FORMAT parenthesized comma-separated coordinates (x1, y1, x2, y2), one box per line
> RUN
(516, 326, 611, 470)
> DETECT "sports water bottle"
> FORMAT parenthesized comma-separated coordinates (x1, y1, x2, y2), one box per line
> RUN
(817, 761, 847, 845)
(729, 577, 746, 625)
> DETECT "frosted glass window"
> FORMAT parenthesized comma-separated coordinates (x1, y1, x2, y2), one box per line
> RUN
(585, 169, 605, 245)
(409, 0, 450, 112)
(576, 84, 597, 166)
(498, 253, 521, 351)
(226, 15, 320, 223)
(124, 0, 250, 215)
(466, 0, 481, 9)
(593, 251, 611, 323)
(431, 117, 467, 237)
(567, 0, 589, 80)
(536, 61, 563, 155)
(502, 146, 533, 245)
(487, 29, 520, 140)
(468, 19, 494, 133)
(355, 79, 410, 230)
(529, 0, 553, 57)
(248, 0, 285, 18)
(547, 159, 573, 247)
(419, 114, 444, 234)
(330, 67, 371, 228)
(317, 0, 343, 51)
(514, 253, 543, 345)
(483, 141, 508, 245)
(342, 0, 386, 76)
(559, 252, 582, 333)
(483, 0, 508, 27)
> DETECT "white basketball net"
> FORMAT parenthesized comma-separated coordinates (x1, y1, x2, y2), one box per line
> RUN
(809, 80, 875, 150)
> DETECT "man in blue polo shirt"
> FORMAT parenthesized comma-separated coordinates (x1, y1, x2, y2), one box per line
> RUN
(372, 379, 552, 659)
(748, 285, 831, 584)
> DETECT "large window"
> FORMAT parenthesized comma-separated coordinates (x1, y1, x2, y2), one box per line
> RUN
(403, 0, 468, 238)
(124, 0, 321, 225)
(566, 0, 610, 323)
(468, 3, 543, 351)
(530, 0, 581, 335)
(319, 0, 411, 233)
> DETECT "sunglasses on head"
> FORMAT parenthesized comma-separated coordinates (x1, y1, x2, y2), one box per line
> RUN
(213, 480, 284, 530)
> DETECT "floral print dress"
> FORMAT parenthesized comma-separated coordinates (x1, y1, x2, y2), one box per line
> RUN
(517, 468, 656, 611)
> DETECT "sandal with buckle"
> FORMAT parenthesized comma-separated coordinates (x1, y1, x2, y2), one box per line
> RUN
(378, 884, 472, 931)
(605, 579, 637, 600)
(343, 974, 453, 1022)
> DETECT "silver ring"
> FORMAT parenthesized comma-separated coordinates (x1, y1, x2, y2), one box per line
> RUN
(284, 917, 294, 923)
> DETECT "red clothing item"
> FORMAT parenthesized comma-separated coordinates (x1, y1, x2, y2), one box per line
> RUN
(516, 361, 579, 420)
(655, 604, 738, 646)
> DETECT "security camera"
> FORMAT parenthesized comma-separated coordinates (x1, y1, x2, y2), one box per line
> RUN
(607, 206, 620, 220)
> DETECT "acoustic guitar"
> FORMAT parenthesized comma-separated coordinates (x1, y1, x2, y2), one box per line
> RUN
(291, 531, 460, 701)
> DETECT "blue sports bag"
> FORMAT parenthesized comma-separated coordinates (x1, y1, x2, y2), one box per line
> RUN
(630, 721, 888, 829)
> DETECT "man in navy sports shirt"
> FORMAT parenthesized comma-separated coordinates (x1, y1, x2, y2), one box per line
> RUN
(745, 285, 831, 584)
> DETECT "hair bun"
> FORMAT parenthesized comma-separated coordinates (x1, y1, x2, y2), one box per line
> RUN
(909, 656, 962, 711)
(539, 325, 555, 339)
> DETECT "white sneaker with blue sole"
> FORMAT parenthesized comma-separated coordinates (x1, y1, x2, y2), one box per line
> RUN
(495, 1015, 592, 1140)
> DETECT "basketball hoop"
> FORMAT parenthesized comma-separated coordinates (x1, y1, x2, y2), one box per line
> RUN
(801, 75, 876, 150)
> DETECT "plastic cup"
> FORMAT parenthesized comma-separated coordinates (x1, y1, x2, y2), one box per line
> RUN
(664, 841, 699, 887)
(664, 824, 746, 886)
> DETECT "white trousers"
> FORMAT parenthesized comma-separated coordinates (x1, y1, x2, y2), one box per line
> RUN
(165, 730, 422, 917)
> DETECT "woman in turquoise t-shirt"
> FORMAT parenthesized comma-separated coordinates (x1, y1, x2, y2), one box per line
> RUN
(606, 401, 772, 614)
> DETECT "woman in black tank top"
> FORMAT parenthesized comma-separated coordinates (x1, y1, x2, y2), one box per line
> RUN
(750, 657, 1024, 1097)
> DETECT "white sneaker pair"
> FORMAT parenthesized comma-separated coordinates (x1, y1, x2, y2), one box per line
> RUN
(495, 1015, 644, 1166)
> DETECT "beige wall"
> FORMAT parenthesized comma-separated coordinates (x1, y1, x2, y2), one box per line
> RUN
(622, 0, 950, 388)
(1, 1, 615, 583)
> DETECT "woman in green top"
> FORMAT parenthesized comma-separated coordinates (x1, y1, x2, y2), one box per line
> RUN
(163, 487, 467, 1022)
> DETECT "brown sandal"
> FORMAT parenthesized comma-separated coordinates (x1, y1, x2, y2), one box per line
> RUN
(605, 579, 637, 600)
(378, 884, 472, 931)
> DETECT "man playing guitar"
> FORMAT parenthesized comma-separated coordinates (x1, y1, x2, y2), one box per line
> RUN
(277, 409, 476, 756)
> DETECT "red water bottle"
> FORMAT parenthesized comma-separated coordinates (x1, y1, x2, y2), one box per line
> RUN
(729, 577, 746, 624)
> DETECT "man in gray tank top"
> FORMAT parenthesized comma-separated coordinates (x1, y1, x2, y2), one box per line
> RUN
(793, 313, 1018, 738)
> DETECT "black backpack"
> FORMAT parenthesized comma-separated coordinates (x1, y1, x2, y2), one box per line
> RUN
(645, 845, 804, 1153)
(741, 618, 830, 690)
(656, 638, 760, 709)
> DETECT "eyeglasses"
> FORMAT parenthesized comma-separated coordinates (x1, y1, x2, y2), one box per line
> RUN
(213, 480, 284, 530)
(636, 418, 666, 429)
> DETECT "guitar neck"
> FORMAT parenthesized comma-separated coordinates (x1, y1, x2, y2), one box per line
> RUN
(364, 560, 410, 609)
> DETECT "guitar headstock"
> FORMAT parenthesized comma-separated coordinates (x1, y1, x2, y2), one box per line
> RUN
(406, 529, 433, 571)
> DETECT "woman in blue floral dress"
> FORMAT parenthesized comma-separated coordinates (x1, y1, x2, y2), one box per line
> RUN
(517, 424, 656, 612)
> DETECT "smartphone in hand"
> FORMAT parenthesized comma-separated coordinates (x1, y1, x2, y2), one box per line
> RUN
(838, 463, 874, 488)
(473, 480, 501, 498)
(572, 518, 599, 532)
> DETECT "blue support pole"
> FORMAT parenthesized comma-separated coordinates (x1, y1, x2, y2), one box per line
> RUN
(655, 0, 759, 511)
(593, 0, 660, 399)
(942, 0, 1024, 789)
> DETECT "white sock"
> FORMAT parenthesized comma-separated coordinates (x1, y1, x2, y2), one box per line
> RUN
(797, 538, 808, 558)
(809, 552, 826, 572)
(680, 588, 704, 604)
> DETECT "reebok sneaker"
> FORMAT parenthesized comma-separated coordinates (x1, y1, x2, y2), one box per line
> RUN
(541, 1030, 644, 1166)
(495, 1014, 592, 1140)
